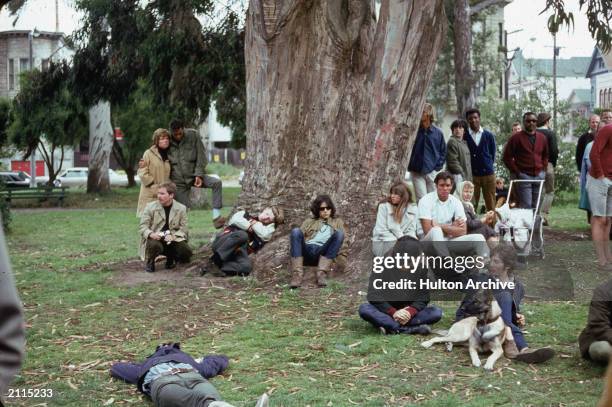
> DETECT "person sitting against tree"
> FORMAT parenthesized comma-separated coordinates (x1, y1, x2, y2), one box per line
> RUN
(445, 119, 472, 186)
(579, 278, 612, 365)
(456, 180, 498, 248)
(139, 181, 192, 273)
(289, 195, 346, 288)
(371, 181, 418, 257)
(110, 342, 269, 407)
(418, 171, 489, 262)
(202, 207, 284, 277)
(137, 128, 171, 218)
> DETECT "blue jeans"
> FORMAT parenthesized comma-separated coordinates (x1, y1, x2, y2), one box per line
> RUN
(456, 290, 527, 350)
(290, 228, 344, 265)
(358, 303, 443, 334)
(517, 172, 545, 209)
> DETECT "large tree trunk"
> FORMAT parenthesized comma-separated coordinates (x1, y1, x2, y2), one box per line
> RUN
(453, 0, 476, 116)
(240, 0, 446, 279)
(87, 101, 113, 193)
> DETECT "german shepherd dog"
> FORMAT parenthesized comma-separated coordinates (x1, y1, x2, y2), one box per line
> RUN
(421, 289, 511, 371)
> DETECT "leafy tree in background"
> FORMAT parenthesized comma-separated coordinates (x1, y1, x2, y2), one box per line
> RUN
(0, 98, 11, 156)
(8, 62, 88, 185)
(111, 81, 174, 187)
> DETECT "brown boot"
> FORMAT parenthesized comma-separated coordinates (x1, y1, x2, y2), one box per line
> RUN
(289, 257, 304, 289)
(316, 257, 332, 287)
(213, 216, 226, 229)
(503, 340, 519, 359)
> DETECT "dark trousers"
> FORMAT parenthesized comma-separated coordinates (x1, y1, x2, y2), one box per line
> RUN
(174, 175, 222, 209)
(146, 239, 192, 263)
(212, 230, 252, 276)
(150, 372, 221, 407)
(473, 174, 496, 212)
(358, 303, 443, 334)
(289, 228, 344, 266)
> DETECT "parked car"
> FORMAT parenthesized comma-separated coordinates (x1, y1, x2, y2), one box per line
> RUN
(37, 167, 139, 188)
(0, 172, 30, 189)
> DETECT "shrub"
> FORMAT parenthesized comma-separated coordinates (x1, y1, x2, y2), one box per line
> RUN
(0, 179, 10, 231)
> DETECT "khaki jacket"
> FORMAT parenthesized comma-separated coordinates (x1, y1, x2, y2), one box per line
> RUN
(168, 129, 207, 186)
(300, 217, 348, 262)
(136, 146, 171, 216)
(138, 200, 189, 260)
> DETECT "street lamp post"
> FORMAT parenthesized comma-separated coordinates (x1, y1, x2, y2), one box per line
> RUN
(28, 28, 40, 188)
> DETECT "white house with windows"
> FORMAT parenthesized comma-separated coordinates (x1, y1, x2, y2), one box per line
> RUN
(585, 47, 612, 110)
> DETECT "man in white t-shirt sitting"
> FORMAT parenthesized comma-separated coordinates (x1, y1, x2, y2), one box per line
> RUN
(418, 171, 489, 261)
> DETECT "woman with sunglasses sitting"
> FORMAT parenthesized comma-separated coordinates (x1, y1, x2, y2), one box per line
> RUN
(289, 195, 345, 289)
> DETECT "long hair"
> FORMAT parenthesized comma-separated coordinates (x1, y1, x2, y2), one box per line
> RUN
(310, 195, 336, 219)
(380, 181, 412, 223)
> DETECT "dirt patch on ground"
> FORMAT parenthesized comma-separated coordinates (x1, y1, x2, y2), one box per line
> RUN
(544, 228, 590, 242)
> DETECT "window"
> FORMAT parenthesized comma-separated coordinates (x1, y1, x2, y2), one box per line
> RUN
(605, 89, 609, 108)
(19, 58, 29, 73)
(41, 58, 49, 71)
(8, 59, 14, 90)
(601, 90, 605, 107)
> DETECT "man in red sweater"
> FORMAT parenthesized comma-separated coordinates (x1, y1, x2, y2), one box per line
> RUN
(587, 123, 612, 269)
(503, 112, 549, 209)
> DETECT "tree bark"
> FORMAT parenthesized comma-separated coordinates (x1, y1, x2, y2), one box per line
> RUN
(240, 0, 446, 279)
(453, 0, 476, 116)
(87, 101, 113, 193)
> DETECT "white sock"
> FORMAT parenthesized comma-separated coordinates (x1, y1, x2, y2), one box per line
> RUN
(213, 208, 221, 219)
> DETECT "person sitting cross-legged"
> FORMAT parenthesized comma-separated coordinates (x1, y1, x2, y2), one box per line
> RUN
(360, 230, 443, 335)
(139, 181, 193, 273)
(289, 195, 346, 288)
(203, 207, 284, 277)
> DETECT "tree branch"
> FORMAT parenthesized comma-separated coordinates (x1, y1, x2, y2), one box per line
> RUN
(470, 0, 508, 15)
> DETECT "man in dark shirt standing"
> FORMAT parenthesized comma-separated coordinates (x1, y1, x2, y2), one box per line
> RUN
(537, 112, 559, 225)
(576, 114, 601, 172)
(503, 112, 549, 209)
(408, 103, 446, 202)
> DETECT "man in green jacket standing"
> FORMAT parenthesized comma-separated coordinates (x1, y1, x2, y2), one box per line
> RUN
(169, 119, 225, 228)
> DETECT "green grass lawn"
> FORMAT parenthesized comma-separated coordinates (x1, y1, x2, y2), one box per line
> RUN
(3, 193, 609, 406)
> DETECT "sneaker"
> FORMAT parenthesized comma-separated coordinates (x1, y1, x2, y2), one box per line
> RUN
(503, 339, 519, 359)
(514, 347, 555, 364)
(213, 216, 226, 229)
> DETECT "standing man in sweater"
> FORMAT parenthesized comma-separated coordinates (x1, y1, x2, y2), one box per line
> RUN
(537, 112, 559, 225)
(465, 108, 497, 212)
(503, 112, 549, 209)
(408, 103, 447, 202)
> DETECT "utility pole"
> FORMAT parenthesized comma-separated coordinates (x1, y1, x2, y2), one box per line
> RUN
(28, 30, 35, 187)
(552, 32, 558, 131)
(503, 29, 522, 100)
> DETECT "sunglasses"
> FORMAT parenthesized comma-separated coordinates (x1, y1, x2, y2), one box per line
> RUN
(319, 206, 331, 211)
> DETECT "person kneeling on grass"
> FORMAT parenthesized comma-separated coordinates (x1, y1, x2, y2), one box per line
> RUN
(458, 244, 555, 364)
(289, 195, 346, 288)
(359, 235, 442, 335)
(202, 207, 285, 277)
(139, 181, 192, 273)
(110, 342, 269, 407)
(579, 278, 612, 365)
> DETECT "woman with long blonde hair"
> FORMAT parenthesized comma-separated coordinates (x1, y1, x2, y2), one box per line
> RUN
(371, 181, 418, 257)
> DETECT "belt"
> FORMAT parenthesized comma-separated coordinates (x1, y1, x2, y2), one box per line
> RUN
(156, 367, 197, 379)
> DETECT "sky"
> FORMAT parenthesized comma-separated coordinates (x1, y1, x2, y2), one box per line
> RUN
(0, 0, 598, 60)
(504, 0, 596, 59)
